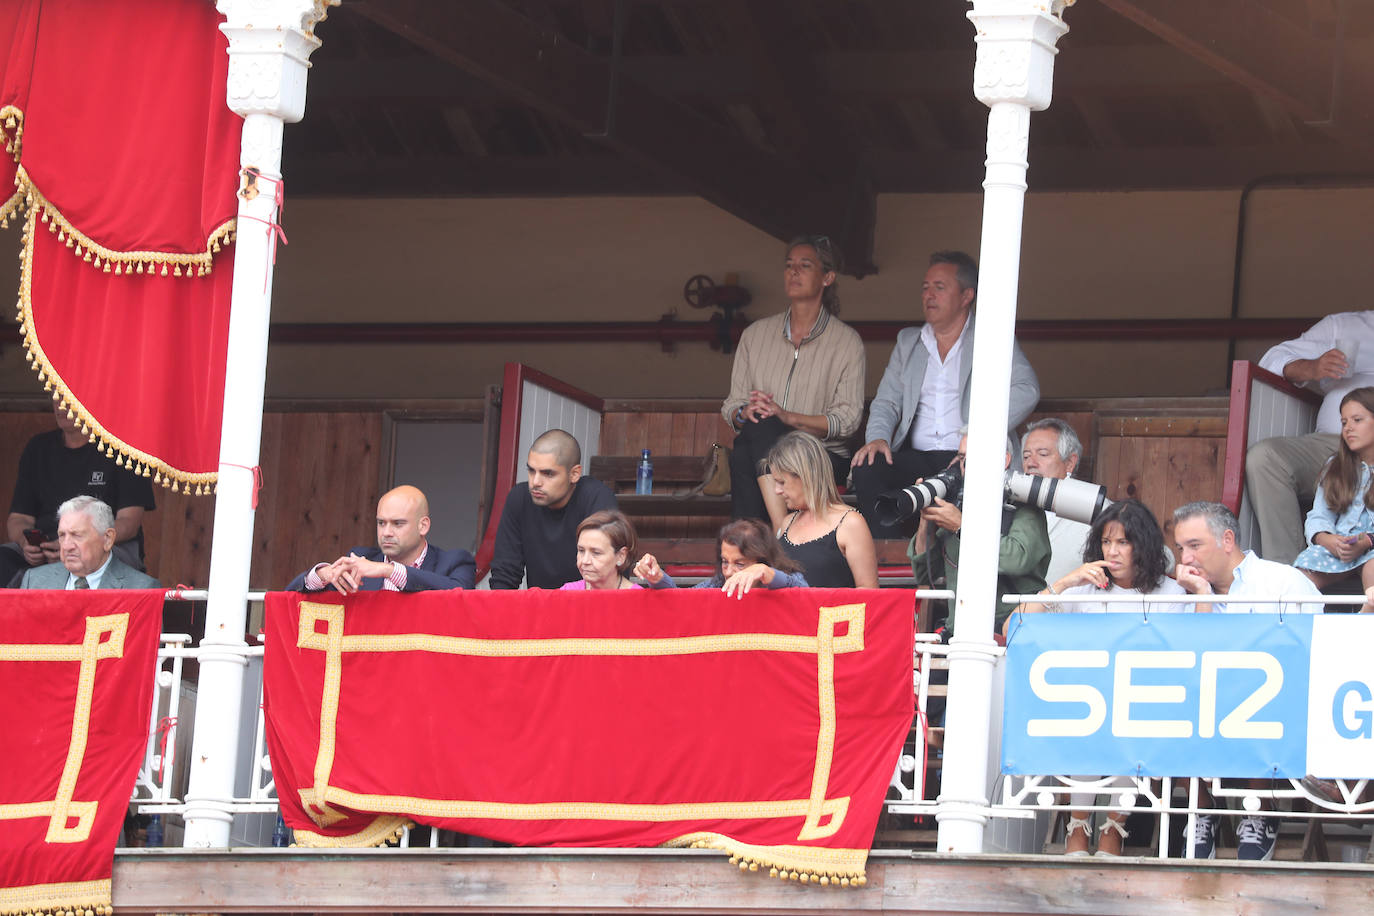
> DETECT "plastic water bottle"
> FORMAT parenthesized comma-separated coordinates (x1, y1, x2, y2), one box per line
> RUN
(146, 813, 163, 847)
(272, 813, 290, 847)
(636, 449, 653, 495)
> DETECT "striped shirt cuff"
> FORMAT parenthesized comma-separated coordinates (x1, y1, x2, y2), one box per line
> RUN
(304, 564, 328, 591)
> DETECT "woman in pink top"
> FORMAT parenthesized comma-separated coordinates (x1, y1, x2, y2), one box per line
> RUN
(560, 510, 643, 591)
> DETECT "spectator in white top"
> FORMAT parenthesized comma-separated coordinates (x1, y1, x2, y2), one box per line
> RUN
(1247, 311, 1374, 563)
(1171, 500, 1322, 862)
(1172, 501, 1322, 614)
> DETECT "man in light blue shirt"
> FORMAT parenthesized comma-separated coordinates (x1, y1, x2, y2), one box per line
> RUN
(1171, 500, 1320, 861)
(1173, 501, 1321, 615)
(19, 495, 160, 590)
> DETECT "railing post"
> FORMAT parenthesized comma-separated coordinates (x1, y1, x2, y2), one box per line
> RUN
(182, 0, 334, 848)
(935, 0, 1073, 854)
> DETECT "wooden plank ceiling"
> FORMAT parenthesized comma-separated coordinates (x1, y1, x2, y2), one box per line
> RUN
(286, 0, 1374, 274)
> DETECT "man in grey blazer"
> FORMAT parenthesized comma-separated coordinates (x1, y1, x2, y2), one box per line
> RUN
(851, 250, 1040, 539)
(20, 495, 161, 589)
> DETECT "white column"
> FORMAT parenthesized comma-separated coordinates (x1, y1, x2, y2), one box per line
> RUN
(935, 0, 1071, 854)
(183, 0, 333, 848)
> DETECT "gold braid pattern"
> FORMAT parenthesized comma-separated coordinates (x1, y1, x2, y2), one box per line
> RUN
(284, 601, 875, 885)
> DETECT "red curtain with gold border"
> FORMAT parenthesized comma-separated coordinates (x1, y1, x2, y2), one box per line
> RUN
(0, 0, 245, 492)
(264, 589, 916, 886)
(0, 591, 163, 916)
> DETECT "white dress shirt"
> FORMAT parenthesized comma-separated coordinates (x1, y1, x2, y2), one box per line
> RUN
(67, 553, 113, 589)
(1215, 551, 1323, 614)
(1045, 576, 1190, 615)
(1259, 310, 1374, 433)
(910, 316, 969, 451)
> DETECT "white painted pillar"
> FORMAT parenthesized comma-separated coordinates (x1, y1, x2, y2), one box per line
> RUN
(936, 0, 1071, 854)
(183, 0, 333, 848)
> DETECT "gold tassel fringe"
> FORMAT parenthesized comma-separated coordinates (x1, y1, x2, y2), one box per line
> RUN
(0, 104, 23, 163)
(666, 832, 868, 888)
(291, 815, 414, 849)
(13, 201, 219, 494)
(0, 876, 112, 916)
(16, 164, 235, 280)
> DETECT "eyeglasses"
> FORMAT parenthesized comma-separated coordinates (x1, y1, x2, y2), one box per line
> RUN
(790, 234, 836, 269)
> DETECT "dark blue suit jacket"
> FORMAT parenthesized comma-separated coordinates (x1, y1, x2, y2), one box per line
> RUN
(287, 544, 475, 592)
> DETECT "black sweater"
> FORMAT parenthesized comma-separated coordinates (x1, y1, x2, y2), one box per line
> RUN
(489, 478, 617, 589)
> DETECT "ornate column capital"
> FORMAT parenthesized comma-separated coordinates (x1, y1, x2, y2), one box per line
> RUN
(967, 0, 1073, 111)
(216, 0, 338, 123)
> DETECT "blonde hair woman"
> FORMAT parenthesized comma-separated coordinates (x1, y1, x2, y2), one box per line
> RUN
(767, 431, 878, 588)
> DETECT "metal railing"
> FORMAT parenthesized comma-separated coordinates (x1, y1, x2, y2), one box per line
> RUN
(938, 590, 1374, 859)
(126, 589, 1373, 857)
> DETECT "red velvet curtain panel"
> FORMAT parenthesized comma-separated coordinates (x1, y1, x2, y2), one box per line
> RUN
(2, 0, 243, 491)
(264, 589, 916, 886)
(0, 590, 163, 916)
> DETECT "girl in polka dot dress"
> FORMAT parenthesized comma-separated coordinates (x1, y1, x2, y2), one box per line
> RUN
(1294, 386, 1374, 590)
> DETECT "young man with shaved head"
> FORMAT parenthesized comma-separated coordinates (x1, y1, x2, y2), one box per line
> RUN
(489, 428, 617, 589)
(288, 485, 475, 592)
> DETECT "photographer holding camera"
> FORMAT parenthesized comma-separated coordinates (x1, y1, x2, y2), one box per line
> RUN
(905, 434, 1052, 633)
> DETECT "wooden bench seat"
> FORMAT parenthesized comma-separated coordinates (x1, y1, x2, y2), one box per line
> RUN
(586, 455, 728, 515)
(589, 453, 861, 516)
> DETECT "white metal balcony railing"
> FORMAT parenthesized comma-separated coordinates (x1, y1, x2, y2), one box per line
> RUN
(121, 589, 1373, 858)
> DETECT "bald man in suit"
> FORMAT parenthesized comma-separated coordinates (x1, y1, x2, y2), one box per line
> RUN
(288, 485, 475, 592)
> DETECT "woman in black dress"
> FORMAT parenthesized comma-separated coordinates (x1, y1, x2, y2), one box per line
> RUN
(767, 431, 878, 588)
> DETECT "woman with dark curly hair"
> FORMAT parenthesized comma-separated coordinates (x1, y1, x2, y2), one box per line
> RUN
(1017, 499, 1186, 618)
(1011, 498, 1188, 857)
(633, 518, 809, 597)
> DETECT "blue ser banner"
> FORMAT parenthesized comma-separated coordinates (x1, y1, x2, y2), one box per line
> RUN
(999, 613, 1374, 779)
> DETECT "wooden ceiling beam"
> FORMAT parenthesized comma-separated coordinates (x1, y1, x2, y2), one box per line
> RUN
(1096, 0, 1340, 121)
(280, 152, 687, 196)
(869, 143, 1374, 193)
(278, 140, 1374, 198)
(711, 0, 876, 274)
(350, 0, 864, 270)
(303, 45, 1239, 105)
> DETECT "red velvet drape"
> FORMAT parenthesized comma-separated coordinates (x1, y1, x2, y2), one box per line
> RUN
(2, 0, 243, 490)
(265, 588, 916, 885)
(0, 590, 163, 916)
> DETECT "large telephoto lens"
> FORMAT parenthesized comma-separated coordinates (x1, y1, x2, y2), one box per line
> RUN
(1004, 472, 1110, 525)
(873, 468, 962, 528)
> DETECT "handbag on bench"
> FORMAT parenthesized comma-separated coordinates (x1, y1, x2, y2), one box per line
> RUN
(673, 443, 731, 499)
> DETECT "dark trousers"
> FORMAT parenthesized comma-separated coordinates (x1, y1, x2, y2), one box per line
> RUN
(729, 416, 847, 523)
(851, 446, 958, 540)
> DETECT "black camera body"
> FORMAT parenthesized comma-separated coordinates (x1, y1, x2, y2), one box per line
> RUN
(873, 467, 964, 529)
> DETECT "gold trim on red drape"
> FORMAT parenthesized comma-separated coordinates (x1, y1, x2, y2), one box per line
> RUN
(6, 106, 236, 492)
(265, 590, 915, 886)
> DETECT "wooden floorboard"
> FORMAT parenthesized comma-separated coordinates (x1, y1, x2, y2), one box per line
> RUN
(112, 848, 1374, 914)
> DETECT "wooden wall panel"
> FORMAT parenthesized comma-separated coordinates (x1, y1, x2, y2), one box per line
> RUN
(596, 405, 737, 543)
(1092, 417, 1227, 546)
(0, 408, 384, 591)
